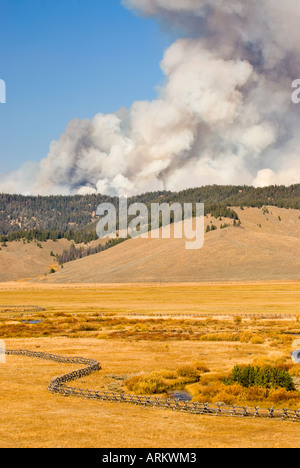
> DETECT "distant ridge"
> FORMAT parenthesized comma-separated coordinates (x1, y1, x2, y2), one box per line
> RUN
(1, 184, 300, 235)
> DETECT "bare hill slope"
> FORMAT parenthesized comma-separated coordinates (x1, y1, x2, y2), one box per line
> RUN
(37, 207, 300, 283)
(0, 238, 106, 282)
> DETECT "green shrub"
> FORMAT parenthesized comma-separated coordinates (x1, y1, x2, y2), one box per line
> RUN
(223, 365, 295, 391)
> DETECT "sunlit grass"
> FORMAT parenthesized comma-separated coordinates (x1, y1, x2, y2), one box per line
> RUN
(0, 282, 300, 448)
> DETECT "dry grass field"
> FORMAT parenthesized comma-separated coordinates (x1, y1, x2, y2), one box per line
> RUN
(0, 337, 300, 448)
(0, 281, 299, 316)
(0, 282, 300, 447)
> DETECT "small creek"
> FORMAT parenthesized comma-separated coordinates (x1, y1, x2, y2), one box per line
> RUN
(170, 391, 193, 402)
(22, 320, 43, 324)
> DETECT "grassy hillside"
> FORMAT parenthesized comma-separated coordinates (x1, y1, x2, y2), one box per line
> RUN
(1, 185, 299, 283)
(0, 237, 108, 282)
(38, 206, 300, 284)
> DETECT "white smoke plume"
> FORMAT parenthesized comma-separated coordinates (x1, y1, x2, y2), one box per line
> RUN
(1, 0, 300, 196)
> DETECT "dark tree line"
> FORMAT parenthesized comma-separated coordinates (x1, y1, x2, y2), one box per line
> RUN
(56, 238, 126, 265)
(0, 228, 99, 245)
(0, 184, 299, 243)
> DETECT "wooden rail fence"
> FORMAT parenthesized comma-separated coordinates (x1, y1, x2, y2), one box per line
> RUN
(130, 313, 297, 320)
(0, 305, 45, 312)
(1, 348, 300, 422)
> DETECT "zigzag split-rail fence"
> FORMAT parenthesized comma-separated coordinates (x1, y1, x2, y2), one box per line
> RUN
(1, 348, 300, 423)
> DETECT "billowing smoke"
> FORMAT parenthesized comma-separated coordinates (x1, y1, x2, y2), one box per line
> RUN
(1, 0, 300, 196)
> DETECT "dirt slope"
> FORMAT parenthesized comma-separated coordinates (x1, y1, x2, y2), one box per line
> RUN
(35, 206, 300, 284)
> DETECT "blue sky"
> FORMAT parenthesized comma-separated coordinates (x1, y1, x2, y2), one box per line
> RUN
(0, 0, 172, 174)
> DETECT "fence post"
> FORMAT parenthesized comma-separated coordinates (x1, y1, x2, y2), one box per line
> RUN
(268, 407, 274, 419)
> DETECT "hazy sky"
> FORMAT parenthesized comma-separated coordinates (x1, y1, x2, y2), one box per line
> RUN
(0, 0, 171, 174)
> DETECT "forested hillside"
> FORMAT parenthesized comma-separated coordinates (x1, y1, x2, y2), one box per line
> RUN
(0, 184, 299, 243)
